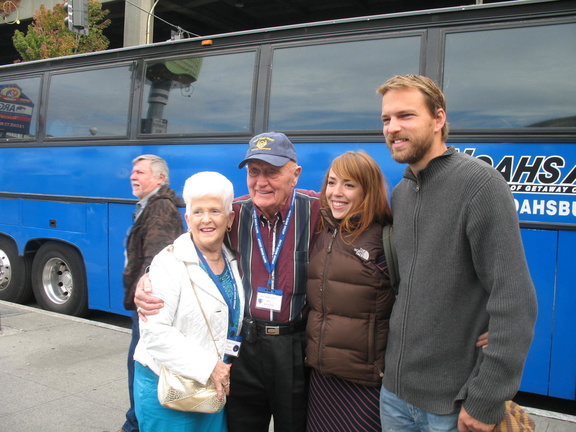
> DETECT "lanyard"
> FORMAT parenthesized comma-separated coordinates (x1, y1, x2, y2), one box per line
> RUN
(196, 247, 239, 336)
(252, 190, 295, 289)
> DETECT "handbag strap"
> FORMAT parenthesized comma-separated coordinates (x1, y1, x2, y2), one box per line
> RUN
(184, 261, 222, 359)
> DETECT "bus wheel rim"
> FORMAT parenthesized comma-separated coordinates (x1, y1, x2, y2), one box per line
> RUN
(41, 257, 73, 305)
(0, 248, 12, 290)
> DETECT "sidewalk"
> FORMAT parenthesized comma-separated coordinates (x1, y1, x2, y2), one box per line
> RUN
(0, 300, 129, 432)
(1, 300, 574, 432)
(526, 407, 576, 432)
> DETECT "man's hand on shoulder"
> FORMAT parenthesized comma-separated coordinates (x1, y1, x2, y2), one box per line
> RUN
(134, 273, 164, 322)
(458, 406, 496, 432)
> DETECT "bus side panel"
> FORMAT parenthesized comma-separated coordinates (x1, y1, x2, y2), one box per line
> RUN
(82, 203, 110, 313)
(0, 200, 110, 312)
(295, 142, 406, 193)
(550, 230, 576, 400)
(22, 199, 88, 232)
(518, 229, 556, 396)
(108, 203, 134, 317)
(0, 198, 20, 227)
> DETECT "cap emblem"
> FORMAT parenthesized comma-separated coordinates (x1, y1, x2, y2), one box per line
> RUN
(252, 136, 275, 152)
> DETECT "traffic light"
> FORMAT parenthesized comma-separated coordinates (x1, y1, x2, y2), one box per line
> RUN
(64, 1, 73, 31)
(63, 0, 89, 35)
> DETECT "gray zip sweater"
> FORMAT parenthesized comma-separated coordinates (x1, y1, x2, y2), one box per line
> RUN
(383, 147, 537, 424)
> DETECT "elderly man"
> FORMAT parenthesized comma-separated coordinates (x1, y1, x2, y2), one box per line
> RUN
(120, 154, 184, 432)
(135, 133, 320, 432)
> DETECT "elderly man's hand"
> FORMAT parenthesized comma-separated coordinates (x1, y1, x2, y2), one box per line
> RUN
(134, 273, 164, 322)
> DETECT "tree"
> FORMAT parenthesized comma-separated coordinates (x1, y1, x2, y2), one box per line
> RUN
(12, 1, 111, 62)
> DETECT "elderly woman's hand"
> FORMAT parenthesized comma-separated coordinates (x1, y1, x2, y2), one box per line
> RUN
(134, 273, 164, 322)
(210, 360, 232, 400)
(476, 332, 489, 349)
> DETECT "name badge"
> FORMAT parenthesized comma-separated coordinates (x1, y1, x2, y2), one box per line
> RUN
(225, 336, 242, 357)
(255, 287, 283, 312)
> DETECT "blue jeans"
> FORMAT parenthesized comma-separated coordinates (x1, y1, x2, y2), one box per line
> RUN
(122, 311, 140, 432)
(380, 385, 459, 432)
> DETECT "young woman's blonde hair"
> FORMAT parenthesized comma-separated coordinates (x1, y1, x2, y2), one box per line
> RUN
(319, 151, 392, 242)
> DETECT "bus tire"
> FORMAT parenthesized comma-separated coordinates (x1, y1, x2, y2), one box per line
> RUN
(31, 242, 88, 317)
(0, 237, 33, 304)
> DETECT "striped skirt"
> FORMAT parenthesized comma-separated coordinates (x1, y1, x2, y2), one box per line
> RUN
(306, 368, 381, 432)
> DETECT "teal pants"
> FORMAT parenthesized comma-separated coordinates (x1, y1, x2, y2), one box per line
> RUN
(134, 361, 227, 432)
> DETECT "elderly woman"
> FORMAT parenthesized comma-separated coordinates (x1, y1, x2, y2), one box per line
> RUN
(133, 171, 244, 432)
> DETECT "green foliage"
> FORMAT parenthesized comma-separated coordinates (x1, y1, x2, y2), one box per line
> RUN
(12, 1, 111, 62)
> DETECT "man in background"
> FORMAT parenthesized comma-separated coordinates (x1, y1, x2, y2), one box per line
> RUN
(119, 154, 184, 432)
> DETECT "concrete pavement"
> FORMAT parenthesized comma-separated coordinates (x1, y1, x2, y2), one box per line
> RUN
(0, 300, 129, 431)
(0, 301, 276, 432)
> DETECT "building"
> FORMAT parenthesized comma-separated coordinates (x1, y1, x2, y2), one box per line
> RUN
(0, 0, 510, 65)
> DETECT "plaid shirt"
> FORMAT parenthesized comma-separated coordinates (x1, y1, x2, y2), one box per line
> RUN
(228, 189, 320, 322)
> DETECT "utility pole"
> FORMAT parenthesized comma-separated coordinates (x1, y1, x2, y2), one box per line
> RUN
(123, 0, 154, 47)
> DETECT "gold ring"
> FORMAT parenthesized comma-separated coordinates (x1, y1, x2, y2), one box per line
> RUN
(137, 307, 142, 313)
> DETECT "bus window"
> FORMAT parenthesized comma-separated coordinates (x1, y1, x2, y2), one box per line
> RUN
(140, 52, 256, 134)
(0, 76, 40, 140)
(443, 23, 576, 129)
(268, 36, 421, 131)
(46, 65, 133, 138)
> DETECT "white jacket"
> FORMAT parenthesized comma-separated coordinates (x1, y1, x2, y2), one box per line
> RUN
(134, 232, 245, 385)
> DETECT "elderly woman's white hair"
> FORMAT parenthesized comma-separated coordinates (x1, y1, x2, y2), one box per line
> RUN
(183, 171, 234, 215)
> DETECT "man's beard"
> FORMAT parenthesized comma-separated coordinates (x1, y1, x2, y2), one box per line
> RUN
(386, 133, 434, 165)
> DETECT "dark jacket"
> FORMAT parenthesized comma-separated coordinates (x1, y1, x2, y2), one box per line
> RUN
(305, 212, 395, 387)
(123, 185, 184, 310)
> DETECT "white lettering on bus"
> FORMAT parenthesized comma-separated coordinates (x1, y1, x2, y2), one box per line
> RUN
(515, 199, 576, 216)
(461, 148, 576, 187)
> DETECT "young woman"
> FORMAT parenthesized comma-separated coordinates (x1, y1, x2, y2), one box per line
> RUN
(305, 151, 394, 432)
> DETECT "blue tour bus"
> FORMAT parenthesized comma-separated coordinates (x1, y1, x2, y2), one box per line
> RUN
(0, 0, 574, 401)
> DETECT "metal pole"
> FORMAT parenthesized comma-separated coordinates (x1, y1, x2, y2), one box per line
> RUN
(146, 0, 160, 44)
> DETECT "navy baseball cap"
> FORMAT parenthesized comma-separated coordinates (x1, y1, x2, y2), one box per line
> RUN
(238, 132, 298, 168)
